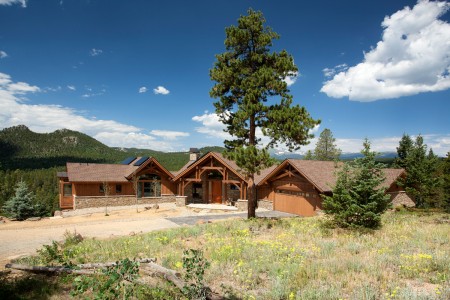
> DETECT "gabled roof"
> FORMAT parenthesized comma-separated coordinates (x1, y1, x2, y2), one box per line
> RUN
(66, 162, 138, 182)
(172, 152, 246, 182)
(126, 157, 174, 180)
(257, 159, 405, 193)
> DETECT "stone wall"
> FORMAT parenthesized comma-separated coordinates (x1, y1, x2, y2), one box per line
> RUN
(235, 199, 248, 211)
(390, 191, 415, 208)
(258, 200, 273, 210)
(74, 195, 176, 209)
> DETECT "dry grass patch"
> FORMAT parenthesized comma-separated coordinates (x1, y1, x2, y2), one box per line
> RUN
(13, 210, 450, 299)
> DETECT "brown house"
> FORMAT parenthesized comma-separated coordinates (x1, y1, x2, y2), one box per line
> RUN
(58, 151, 414, 216)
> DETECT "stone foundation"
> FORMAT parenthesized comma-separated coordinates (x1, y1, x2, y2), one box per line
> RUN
(258, 200, 273, 210)
(176, 196, 187, 207)
(74, 195, 176, 209)
(235, 199, 248, 211)
(390, 191, 415, 207)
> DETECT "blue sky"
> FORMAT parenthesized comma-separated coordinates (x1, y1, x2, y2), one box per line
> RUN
(0, 0, 449, 156)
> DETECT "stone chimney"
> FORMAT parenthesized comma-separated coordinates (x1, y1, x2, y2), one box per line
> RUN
(189, 148, 200, 161)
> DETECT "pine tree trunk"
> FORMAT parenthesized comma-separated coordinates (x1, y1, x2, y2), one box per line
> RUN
(247, 175, 256, 218)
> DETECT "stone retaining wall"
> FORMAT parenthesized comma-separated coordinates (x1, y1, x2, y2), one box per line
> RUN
(74, 195, 176, 209)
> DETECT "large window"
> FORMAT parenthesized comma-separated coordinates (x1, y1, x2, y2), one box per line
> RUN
(63, 184, 72, 196)
(138, 174, 161, 197)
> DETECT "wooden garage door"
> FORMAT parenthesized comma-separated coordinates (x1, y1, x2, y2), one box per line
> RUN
(274, 191, 316, 216)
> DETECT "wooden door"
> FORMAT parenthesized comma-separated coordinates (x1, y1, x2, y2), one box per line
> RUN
(211, 181, 222, 203)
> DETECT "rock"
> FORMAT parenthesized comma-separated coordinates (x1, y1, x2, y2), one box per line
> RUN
(196, 219, 205, 225)
(152, 204, 159, 210)
(53, 210, 62, 217)
(26, 217, 41, 221)
(129, 231, 136, 236)
(144, 206, 152, 210)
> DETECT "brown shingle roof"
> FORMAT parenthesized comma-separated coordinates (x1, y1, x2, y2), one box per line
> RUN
(288, 160, 343, 192)
(67, 162, 138, 182)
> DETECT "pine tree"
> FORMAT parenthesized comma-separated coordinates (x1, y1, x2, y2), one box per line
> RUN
(313, 128, 341, 161)
(398, 135, 442, 207)
(210, 9, 320, 218)
(303, 150, 314, 160)
(323, 139, 390, 228)
(2, 181, 37, 220)
(443, 152, 450, 212)
(394, 134, 413, 168)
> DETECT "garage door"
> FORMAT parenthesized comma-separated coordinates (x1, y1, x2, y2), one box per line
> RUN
(274, 191, 317, 216)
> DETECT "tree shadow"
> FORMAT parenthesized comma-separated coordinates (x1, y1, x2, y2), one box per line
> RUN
(0, 273, 64, 300)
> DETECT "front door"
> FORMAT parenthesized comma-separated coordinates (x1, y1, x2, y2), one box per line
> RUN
(211, 181, 222, 203)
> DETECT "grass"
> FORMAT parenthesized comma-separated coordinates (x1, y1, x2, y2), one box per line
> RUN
(4, 210, 450, 299)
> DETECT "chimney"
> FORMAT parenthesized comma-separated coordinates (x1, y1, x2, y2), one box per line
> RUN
(189, 148, 200, 161)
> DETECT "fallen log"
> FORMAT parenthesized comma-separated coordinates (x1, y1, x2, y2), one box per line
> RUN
(141, 262, 184, 290)
(141, 262, 223, 300)
(5, 264, 95, 275)
(77, 257, 156, 269)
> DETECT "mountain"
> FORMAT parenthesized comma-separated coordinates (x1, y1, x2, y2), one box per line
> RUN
(0, 125, 192, 171)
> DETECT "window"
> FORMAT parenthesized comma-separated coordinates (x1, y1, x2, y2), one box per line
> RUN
(63, 184, 72, 196)
(230, 184, 239, 191)
(99, 184, 104, 194)
(138, 174, 161, 197)
(116, 184, 122, 194)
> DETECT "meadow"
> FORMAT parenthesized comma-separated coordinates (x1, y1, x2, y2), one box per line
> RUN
(3, 210, 449, 299)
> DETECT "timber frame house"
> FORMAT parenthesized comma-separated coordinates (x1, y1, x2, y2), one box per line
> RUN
(58, 149, 414, 216)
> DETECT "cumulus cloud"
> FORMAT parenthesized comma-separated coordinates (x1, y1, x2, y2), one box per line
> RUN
(153, 86, 170, 95)
(0, 72, 184, 152)
(321, 0, 450, 101)
(0, 51, 8, 58)
(139, 86, 147, 93)
(283, 71, 299, 87)
(0, 0, 26, 7)
(67, 85, 76, 91)
(90, 48, 103, 56)
(150, 130, 189, 140)
(192, 112, 230, 140)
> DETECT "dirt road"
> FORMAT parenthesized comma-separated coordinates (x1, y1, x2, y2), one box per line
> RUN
(0, 204, 193, 268)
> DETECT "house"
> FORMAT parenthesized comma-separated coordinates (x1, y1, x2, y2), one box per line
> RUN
(58, 150, 414, 215)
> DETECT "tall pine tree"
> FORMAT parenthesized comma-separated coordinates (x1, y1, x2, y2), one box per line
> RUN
(313, 128, 341, 161)
(210, 9, 319, 218)
(396, 135, 442, 207)
(394, 134, 413, 169)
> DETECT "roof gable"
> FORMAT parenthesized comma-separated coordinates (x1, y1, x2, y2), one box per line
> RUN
(126, 157, 174, 180)
(258, 159, 404, 193)
(172, 152, 246, 182)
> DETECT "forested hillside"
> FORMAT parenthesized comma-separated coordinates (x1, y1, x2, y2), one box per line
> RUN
(0, 125, 224, 216)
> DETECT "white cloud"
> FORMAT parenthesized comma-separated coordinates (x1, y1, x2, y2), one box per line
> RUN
(67, 85, 76, 91)
(153, 86, 170, 95)
(192, 112, 230, 140)
(0, 0, 26, 7)
(309, 124, 321, 135)
(322, 64, 348, 78)
(90, 48, 103, 56)
(321, 0, 450, 101)
(139, 86, 147, 93)
(150, 130, 189, 140)
(283, 71, 299, 87)
(0, 51, 8, 58)
(0, 72, 183, 152)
